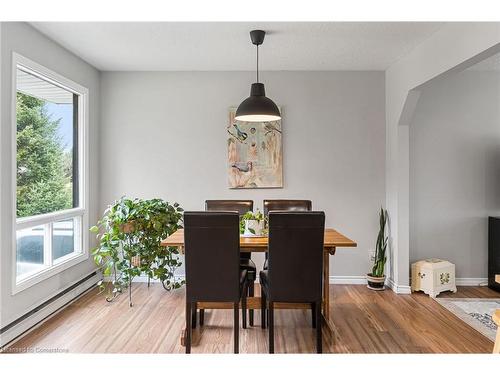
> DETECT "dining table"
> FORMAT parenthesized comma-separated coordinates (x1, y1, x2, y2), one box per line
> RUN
(161, 228, 357, 347)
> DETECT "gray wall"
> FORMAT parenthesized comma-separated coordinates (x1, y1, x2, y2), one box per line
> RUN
(100, 71, 385, 278)
(410, 70, 500, 279)
(0, 22, 100, 327)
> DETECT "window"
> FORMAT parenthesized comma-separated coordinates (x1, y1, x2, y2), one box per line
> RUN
(13, 54, 89, 293)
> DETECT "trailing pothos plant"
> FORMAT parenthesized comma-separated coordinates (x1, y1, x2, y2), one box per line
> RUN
(90, 197, 184, 306)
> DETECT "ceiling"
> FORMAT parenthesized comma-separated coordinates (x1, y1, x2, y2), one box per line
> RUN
(467, 51, 500, 71)
(31, 22, 444, 71)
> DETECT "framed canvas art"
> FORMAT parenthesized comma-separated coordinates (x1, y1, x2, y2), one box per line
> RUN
(227, 108, 283, 189)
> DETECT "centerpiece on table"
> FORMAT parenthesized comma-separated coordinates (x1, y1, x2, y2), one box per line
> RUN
(240, 210, 267, 237)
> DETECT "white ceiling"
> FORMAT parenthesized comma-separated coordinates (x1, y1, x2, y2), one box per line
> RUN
(31, 22, 444, 71)
(467, 51, 500, 71)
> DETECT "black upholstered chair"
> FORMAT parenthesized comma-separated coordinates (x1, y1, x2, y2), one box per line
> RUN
(263, 199, 312, 215)
(260, 211, 325, 353)
(205, 200, 256, 326)
(184, 211, 248, 354)
(262, 200, 312, 270)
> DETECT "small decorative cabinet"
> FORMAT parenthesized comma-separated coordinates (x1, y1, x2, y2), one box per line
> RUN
(411, 259, 457, 297)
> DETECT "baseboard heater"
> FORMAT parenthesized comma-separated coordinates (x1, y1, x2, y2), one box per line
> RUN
(0, 271, 99, 349)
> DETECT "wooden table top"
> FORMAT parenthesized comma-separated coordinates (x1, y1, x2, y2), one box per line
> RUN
(161, 228, 357, 250)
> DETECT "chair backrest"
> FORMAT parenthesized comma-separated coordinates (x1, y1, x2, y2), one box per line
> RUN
(267, 211, 325, 303)
(206, 200, 253, 216)
(205, 200, 253, 260)
(263, 200, 312, 216)
(184, 211, 240, 302)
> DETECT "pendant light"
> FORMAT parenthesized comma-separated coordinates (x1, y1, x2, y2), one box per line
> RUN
(235, 30, 281, 122)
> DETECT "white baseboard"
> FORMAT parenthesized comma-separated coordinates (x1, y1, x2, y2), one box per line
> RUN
(116, 275, 370, 285)
(103, 275, 184, 284)
(384, 277, 488, 295)
(112, 274, 428, 294)
(329, 276, 367, 284)
(386, 278, 412, 294)
(455, 278, 488, 286)
(0, 271, 100, 349)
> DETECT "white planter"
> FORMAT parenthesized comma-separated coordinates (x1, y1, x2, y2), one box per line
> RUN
(243, 219, 264, 236)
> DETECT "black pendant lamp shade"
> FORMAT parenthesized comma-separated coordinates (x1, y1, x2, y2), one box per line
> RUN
(235, 30, 281, 122)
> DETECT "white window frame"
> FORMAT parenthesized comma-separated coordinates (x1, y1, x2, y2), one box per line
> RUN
(11, 53, 90, 295)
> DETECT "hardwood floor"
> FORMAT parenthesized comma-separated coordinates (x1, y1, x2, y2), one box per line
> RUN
(7, 284, 499, 353)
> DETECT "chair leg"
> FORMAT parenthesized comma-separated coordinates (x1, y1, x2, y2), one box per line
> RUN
(261, 288, 266, 329)
(234, 302, 239, 354)
(242, 285, 247, 329)
(269, 301, 274, 354)
(185, 301, 192, 354)
(249, 280, 254, 326)
(191, 304, 197, 329)
(316, 301, 322, 354)
(199, 309, 205, 326)
(311, 302, 317, 328)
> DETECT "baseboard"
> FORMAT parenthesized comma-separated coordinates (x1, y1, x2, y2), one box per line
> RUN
(384, 278, 488, 295)
(455, 278, 488, 286)
(111, 275, 369, 285)
(111, 274, 423, 292)
(329, 276, 367, 284)
(103, 275, 185, 284)
(0, 271, 100, 349)
(386, 277, 412, 294)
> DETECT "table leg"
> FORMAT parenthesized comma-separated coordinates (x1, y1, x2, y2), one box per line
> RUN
(321, 248, 337, 349)
(322, 250, 330, 320)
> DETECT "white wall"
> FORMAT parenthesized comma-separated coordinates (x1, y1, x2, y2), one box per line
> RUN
(100, 71, 385, 278)
(386, 23, 500, 291)
(0, 22, 100, 329)
(410, 70, 500, 279)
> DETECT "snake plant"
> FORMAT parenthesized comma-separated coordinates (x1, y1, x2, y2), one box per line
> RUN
(372, 208, 388, 277)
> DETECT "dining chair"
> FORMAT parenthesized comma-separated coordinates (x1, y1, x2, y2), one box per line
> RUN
(260, 211, 325, 353)
(205, 200, 256, 326)
(263, 199, 313, 215)
(184, 211, 248, 354)
(262, 200, 312, 270)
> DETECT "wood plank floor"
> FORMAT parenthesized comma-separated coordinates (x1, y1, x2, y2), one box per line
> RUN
(7, 284, 499, 353)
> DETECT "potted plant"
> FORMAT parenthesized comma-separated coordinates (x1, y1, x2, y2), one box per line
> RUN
(367, 207, 388, 290)
(240, 210, 266, 236)
(90, 197, 185, 306)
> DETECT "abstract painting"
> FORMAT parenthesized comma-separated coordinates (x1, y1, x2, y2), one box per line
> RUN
(227, 108, 283, 188)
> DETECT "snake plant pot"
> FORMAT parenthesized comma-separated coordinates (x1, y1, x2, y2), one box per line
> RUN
(243, 219, 265, 237)
(366, 273, 386, 291)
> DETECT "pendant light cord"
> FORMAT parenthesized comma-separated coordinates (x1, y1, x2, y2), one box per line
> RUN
(256, 44, 259, 83)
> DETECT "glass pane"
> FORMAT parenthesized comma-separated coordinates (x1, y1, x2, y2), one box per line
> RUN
(53, 218, 79, 262)
(16, 225, 47, 281)
(16, 68, 77, 218)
